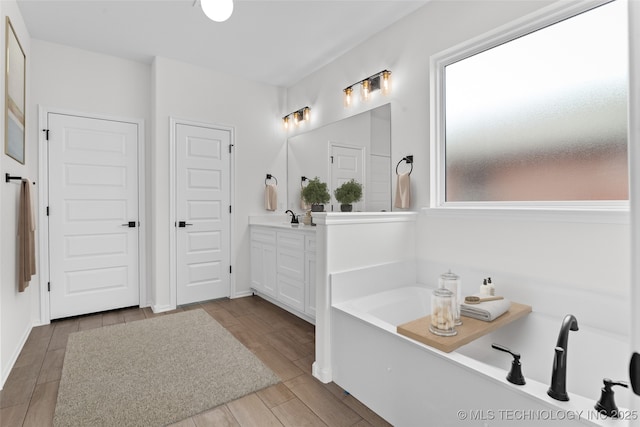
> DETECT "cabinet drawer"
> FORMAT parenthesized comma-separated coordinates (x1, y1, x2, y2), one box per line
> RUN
(277, 231, 305, 250)
(305, 235, 316, 252)
(251, 228, 276, 244)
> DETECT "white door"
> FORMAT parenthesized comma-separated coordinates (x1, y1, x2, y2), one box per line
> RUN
(48, 113, 140, 319)
(330, 144, 365, 211)
(175, 124, 231, 305)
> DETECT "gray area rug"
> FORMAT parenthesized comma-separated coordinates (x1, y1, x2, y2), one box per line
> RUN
(53, 309, 279, 427)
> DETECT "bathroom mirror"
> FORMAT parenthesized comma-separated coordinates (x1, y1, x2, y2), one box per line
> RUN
(287, 103, 391, 212)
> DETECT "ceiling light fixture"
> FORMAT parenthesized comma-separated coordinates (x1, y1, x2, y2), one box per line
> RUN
(282, 106, 311, 130)
(201, 0, 234, 22)
(343, 69, 392, 107)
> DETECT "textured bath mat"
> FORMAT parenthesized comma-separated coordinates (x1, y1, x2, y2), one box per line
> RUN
(53, 309, 279, 427)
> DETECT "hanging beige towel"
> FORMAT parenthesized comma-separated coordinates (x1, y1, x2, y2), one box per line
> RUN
(265, 184, 277, 211)
(18, 178, 36, 292)
(394, 172, 411, 209)
(300, 188, 309, 211)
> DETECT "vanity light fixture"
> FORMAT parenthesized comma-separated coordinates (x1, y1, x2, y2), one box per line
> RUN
(282, 106, 311, 130)
(343, 69, 392, 107)
(200, 0, 234, 22)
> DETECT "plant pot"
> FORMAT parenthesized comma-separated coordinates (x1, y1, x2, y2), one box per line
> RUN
(340, 204, 353, 212)
(311, 204, 324, 212)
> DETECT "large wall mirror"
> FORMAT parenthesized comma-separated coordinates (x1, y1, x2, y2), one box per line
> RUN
(287, 103, 391, 212)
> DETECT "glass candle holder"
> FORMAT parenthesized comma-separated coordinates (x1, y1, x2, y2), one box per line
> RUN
(429, 287, 457, 337)
(439, 270, 462, 326)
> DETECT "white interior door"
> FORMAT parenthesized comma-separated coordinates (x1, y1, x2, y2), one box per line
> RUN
(48, 113, 140, 319)
(176, 123, 231, 305)
(330, 143, 365, 211)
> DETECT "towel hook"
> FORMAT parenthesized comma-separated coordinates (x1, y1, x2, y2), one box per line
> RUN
(301, 176, 308, 188)
(5, 173, 35, 185)
(265, 173, 278, 185)
(396, 155, 414, 176)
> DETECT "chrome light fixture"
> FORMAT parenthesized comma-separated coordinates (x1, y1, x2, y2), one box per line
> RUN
(343, 69, 392, 107)
(282, 106, 311, 130)
(201, 0, 234, 22)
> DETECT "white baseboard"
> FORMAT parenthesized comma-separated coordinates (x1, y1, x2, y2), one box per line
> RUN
(1, 324, 32, 390)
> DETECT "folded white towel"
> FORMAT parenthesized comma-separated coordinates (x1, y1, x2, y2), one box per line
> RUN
(461, 296, 511, 322)
(265, 184, 277, 211)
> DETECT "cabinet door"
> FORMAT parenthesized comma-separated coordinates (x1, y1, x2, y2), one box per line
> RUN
(262, 244, 277, 298)
(250, 240, 264, 291)
(305, 251, 316, 317)
(277, 247, 304, 280)
(250, 240, 277, 298)
(277, 274, 305, 311)
(277, 245, 305, 311)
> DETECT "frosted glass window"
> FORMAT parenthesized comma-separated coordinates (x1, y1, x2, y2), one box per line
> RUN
(444, 0, 628, 203)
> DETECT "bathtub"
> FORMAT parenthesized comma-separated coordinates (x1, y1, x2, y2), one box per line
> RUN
(331, 273, 632, 427)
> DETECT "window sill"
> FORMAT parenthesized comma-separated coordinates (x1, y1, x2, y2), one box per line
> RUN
(422, 204, 630, 224)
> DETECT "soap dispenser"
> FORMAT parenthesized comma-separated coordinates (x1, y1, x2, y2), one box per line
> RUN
(594, 378, 628, 418)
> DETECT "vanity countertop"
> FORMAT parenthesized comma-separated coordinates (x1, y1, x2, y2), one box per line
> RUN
(249, 215, 317, 231)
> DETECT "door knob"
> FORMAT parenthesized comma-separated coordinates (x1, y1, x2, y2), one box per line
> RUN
(178, 221, 193, 228)
(121, 221, 137, 228)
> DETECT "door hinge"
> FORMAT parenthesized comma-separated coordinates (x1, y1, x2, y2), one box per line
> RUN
(229, 205, 232, 214)
(229, 144, 234, 154)
(330, 155, 334, 164)
(46, 206, 49, 216)
(42, 129, 50, 141)
(47, 282, 50, 292)
(229, 265, 232, 274)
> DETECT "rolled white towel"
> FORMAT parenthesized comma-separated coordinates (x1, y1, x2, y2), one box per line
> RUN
(461, 296, 511, 322)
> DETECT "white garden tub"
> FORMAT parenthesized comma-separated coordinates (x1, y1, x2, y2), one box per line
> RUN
(330, 267, 632, 427)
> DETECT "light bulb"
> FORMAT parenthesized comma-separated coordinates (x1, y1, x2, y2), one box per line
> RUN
(343, 87, 353, 108)
(361, 79, 370, 101)
(201, 0, 234, 22)
(303, 107, 310, 121)
(293, 112, 300, 126)
(283, 115, 290, 130)
(381, 70, 391, 96)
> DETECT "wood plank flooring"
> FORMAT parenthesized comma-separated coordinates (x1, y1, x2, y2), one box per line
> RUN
(0, 296, 392, 427)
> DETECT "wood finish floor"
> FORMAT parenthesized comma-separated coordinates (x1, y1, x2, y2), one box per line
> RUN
(0, 296, 392, 427)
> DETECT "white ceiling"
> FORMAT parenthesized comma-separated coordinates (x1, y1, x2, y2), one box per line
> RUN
(17, 0, 428, 87)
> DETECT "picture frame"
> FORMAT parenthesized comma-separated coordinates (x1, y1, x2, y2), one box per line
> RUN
(5, 17, 25, 164)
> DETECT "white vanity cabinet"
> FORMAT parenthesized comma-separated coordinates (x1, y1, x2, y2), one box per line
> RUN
(250, 225, 316, 322)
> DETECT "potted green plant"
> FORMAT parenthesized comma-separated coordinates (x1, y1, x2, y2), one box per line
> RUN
(334, 179, 363, 212)
(301, 177, 330, 212)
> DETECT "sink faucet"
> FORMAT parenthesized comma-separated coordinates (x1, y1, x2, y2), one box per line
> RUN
(285, 210, 299, 224)
(547, 314, 579, 401)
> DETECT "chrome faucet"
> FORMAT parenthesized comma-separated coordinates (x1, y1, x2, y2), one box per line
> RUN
(547, 314, 579, 401)
(285, 209, 299, 224)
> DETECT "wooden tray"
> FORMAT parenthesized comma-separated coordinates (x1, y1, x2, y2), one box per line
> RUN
(396, 302, 532, 353)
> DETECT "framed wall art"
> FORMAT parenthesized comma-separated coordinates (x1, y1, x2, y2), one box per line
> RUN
(5, 17, 25, 164)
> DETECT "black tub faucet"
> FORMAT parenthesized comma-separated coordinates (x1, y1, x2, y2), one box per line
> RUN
(547, 314, 579, 401)
(285, 210, 299, 224)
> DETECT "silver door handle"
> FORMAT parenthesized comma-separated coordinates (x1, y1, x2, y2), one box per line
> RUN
(178, 221, 193, 228)
(121, 221, 137, 228)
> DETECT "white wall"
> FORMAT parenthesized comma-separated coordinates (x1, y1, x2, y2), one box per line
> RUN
(0, 0, 33, 387)
(151, 57, 286, 309)
(287, 0, 632, 392)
